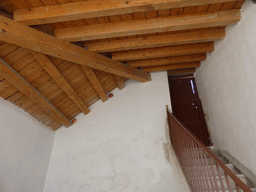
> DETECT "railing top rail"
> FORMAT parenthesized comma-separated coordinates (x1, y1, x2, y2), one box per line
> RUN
(167, 108, 252, 192)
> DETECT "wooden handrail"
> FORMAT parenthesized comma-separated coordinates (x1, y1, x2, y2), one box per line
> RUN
(167, 108, 252, 192)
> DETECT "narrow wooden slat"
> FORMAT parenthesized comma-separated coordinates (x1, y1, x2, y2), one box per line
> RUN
(49, 121, 62, 130)
(0, 79, 12, 92)
(0, 16, 151, 82)
(0, 58, 72, 127)
(233, 0, 246, 9)
(20, 100, 34, 110)
(15, 96, 32, 108)
(14, 0, 239, 25)
(81, 66, 108, 102)
(208, 3, 223, 12)
(171, 8, 184, 16)
(220, 1, 237, 9)
(195, 5, 210, 13)
(4, 48, 31, 66)
(113, 75, 125, 90)
(112, 42, 214, 61)
(18, 61, 41, 77)
(0, 43, 19, 58)
(0, 86, 18, 99)
(128, 53, 207, 67)
(30, 51, 90, 114)
(84, 29, 225, 53)
(55, 10, 240, 42)
(6, 91, 24, 103)
(183, 6, 197, 14)
(142, 62, 201, 72)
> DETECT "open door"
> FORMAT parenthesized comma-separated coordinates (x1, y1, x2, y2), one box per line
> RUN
(168, 75, 211, 146)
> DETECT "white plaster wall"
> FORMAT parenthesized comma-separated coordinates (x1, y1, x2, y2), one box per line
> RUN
(195, 0, 256, 174)
(44, 72, 185, 192)
(0, 98, 55, 191)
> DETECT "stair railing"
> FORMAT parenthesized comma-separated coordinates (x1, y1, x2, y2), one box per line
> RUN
(167, 108, 252, 192)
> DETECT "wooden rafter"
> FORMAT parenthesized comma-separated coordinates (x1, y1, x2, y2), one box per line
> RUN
(128, 54, 207, 67)
(112, 42, 214, 61)
(0, 16, 151, 82)
(84, 29, 226, 53)
(0, 58, 72, 127)
(142, 62, 201, 72)
(54, 10, 240, 42)
(168, 69, 196, 76)
(81, 66, 108, 102)
(113, 75, 125, 90)
(14, 0, 241, 25)
(30, 51, 91, 115)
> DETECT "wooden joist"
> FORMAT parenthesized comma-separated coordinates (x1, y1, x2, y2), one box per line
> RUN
(0, 16, 151, 82)
(30, 51, 91, 115)
(168, 69, 196, 76)
(0, 58, 72, 127)
(128, 54, 207, 67)
(54, 10, 240, 42)
(142, 62, 201, 72)
(81, 66, 108, 102)
(14, 0, 240, 26)
(113, 42, 214, 61)
(84, 29, 225, 53)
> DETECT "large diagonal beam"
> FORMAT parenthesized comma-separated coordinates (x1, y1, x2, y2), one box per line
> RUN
(84, 29, 225, 53)
(14, 0, 241, 26)
(0, 58, 72, 127)
(54, 10, 240, 42)
(0, 16, 151, 82)
(30, 50, 91, 115)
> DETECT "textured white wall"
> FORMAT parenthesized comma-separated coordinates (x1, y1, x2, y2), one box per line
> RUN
(195, 0, 256, 174)
(44, 72, 185, 192)
(0, 98, 55, 192)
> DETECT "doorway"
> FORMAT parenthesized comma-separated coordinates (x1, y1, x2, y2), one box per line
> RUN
(168, 75, 211, 146)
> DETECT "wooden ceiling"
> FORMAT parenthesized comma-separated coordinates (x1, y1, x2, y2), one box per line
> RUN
(0, 0, 245, 130)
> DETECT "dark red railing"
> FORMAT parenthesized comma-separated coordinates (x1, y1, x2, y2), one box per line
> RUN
(167, 108, 252, 192)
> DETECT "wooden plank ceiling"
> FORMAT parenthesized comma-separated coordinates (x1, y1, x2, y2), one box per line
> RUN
(0, 0, 245, 130)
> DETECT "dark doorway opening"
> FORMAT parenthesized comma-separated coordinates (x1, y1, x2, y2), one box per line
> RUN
(168, 75, 211, 146)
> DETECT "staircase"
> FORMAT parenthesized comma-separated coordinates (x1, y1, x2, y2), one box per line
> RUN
(167, 108, 256, 192)
(207, 146, 256, 192)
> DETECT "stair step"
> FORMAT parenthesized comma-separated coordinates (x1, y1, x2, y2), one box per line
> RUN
(200, 163, 241, 176)
(193, 157, 229, 165)
(213, 188, 256, 192)
(204, 174, 250, 190)
(191, 174, 253, 191)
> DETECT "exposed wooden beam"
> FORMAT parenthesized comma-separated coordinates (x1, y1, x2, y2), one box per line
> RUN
(128, 54, 207, 67)
(0, 10, 13, 20)
(0, 58, 72, 127)
(54, 10, 240, 42)
(84, 29, 225, 53)
(14, 0, 241, 26)
(81, 66, 108, 102)
(113, 42, 214, 61)
(0, 16, 151, 82)
(113, 75, 125, 90)
(142, 62, 200, 72)
(30, 50, 90, 115)
(168, 69, 196, 76)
